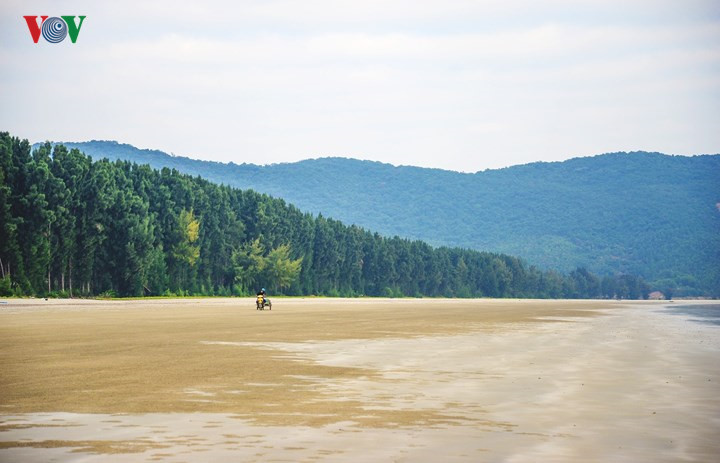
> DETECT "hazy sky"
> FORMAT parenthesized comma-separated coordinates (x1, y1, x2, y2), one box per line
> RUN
(1, 1, 718, 172)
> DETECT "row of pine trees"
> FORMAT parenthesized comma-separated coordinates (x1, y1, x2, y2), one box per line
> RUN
(0, 133, 650, 299)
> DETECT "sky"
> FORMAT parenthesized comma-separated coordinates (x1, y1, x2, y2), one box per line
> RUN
(1, 1, 719, 172)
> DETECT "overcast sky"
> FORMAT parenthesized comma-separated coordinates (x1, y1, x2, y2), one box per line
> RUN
(1, 1, 718, 172)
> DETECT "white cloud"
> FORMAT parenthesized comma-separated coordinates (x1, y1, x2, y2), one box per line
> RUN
(1, 0, 718, 172)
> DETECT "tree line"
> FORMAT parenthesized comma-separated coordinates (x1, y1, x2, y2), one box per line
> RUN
(58, 140, 720, 297)
(0, 133, 650, 299)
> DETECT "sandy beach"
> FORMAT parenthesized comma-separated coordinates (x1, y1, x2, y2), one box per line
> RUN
(0, 298, 718, 462)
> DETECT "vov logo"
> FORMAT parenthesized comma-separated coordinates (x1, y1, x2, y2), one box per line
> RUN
(23, 16, 86, 44)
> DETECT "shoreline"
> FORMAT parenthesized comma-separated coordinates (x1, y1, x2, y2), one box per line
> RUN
(1, 299, 718, 461)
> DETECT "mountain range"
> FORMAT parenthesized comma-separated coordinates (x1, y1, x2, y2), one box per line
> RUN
(37, 140, 720, 296)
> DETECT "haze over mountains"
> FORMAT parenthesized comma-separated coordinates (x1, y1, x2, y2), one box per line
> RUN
(40, 140, 720, 296)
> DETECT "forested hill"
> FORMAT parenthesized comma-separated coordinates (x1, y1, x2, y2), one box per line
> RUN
(42, 140, 720, 297)
(3, 133, 649, 299)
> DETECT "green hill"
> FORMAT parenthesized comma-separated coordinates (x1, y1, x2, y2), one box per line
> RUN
(40, 140, 720, 296)
(4, 133, 648, 299)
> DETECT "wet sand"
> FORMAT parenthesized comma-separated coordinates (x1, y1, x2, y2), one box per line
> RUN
(0, 298, 718, 462)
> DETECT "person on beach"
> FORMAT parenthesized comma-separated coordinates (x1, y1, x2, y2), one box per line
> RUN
(257, 287, 267, 302)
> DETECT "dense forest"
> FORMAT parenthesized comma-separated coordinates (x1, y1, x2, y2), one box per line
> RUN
(52, 140, 719, 297)
(2, 133, 652, 299)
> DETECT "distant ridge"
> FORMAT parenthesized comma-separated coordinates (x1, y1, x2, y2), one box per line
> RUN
(35, 140, 720, 296)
